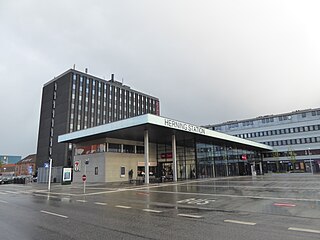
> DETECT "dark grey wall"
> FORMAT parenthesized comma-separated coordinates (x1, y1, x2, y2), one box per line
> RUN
(36, 73, 71, 168)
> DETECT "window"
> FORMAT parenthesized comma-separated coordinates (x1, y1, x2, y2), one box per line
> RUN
(120, 166, 125, 177)
(136, 146, 144, 154)
(108, 143, 121, 153)
(95, 167, 98, 175)
(302, 113, 306, 118)
(123, 145, 135, 153)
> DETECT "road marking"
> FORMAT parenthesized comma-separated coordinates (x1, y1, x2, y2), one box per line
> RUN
(224, 220, 256, 226)
(178, 214, 203, 219)
(94, 202, 108, 206)
(142, 209, 162, 213)
(0, 192, 8, 195)
(76, 199, 88, 203)
(0, 199, 8, 203)
(145, 190, 320, 202)
(40, 210, 68, 219)
(115, 205, 132, 209)
(4, 191, 18, 194)
(273, 203, 296, 207)
(288, 227, 320, 234)
(177, 198, 215, 205)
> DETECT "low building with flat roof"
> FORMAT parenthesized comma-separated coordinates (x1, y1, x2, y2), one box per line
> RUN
(58, 114, 272, 183)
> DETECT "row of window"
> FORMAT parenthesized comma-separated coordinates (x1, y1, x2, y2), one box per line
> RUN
(49, 82, 58, 156)
(236, 124, 320, 139)
(262, 136, 320, 147)
(70, 73, 159, 132)
(215, 110, 320, 130)
(75, 143, 145, 155)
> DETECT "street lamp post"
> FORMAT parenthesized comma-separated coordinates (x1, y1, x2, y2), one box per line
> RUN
(48, 157, 52, 191)
(84, 159, 89, 194)
(308, 148, 313, 174)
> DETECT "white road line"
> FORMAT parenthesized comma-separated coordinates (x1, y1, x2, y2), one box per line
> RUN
(40, 210, 68, 219)
(288, 227, 320, 234)
(0, 199, 8, 203)
(115, 205, 132, 209)
(224, 220, 256, 226)
(178, 214, 203, 219)
(4, 191, 18, 194)
(76, 199, 88, 203)
(142, 209, 162, 213)
(94, 202, 108, 206)
(0, 192, 7, 195)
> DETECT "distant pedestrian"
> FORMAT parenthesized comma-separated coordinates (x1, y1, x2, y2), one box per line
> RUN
(128, 169, 133, 183)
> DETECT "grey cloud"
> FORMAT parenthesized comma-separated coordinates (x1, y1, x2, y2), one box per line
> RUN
(0, 0, 319, 157)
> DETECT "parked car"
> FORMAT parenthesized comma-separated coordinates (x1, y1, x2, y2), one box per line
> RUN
(2, 176, 14, 184)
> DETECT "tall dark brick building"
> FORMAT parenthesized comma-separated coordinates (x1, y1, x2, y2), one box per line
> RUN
(36, 68, 160, 169)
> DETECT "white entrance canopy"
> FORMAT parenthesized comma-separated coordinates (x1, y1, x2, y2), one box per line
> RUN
(59, 114, 272, 151)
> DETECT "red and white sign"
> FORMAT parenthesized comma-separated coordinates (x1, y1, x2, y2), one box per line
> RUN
(241, 155, 247, 160)
(82, 175, 87, 182)
(74, 160, 80, 172)
(161, 152, 172, 159)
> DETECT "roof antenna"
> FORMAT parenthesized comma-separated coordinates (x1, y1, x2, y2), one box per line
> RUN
(122, 78, 124, 85)
(85, 68, 88, 73)
(73, 64, 76, 70)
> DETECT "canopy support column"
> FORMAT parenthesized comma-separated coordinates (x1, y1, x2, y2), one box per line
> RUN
(144, 130, 149, 184)
(172, 134, 177, 182)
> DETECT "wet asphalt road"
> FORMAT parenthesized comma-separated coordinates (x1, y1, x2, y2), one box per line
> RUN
(1, 173, 320, 240)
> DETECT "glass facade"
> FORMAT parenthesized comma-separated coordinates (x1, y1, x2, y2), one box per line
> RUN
(156, 139, 263, 180)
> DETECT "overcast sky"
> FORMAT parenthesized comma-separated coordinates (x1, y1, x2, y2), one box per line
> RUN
(1, 0, 320, 158)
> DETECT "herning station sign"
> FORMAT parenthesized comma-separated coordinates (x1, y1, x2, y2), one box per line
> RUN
(164, 118, 206, 135)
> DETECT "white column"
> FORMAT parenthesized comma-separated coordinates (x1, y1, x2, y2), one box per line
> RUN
(172, 134, 177, 182)
(144, 130, 149, 184)
(259, 162, 263, 175)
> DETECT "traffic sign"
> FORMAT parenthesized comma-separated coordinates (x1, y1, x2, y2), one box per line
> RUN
(82, 175, 87, 182)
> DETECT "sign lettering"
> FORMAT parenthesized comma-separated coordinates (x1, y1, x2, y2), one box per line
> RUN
(164, 119, 206, 134)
